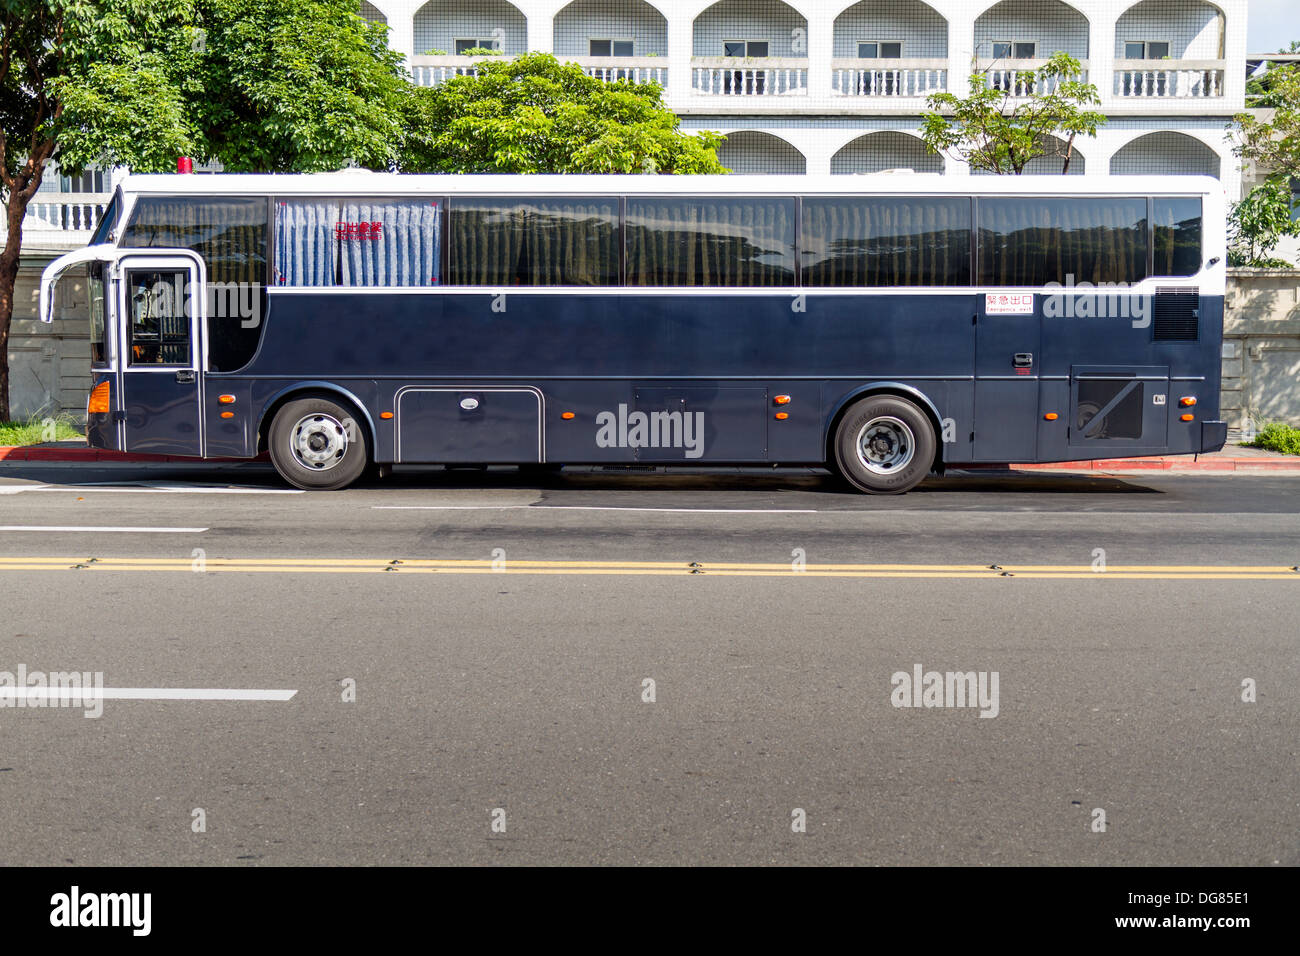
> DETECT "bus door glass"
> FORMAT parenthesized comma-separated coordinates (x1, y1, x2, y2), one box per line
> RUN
(116, 252, 206, 456)
(84, 261, 122, 450)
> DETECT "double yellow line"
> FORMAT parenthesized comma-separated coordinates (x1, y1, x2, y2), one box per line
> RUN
(0, 557, 1295, 580)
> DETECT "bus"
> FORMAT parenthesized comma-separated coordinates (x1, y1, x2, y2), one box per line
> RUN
(39, 172, 1227, 493)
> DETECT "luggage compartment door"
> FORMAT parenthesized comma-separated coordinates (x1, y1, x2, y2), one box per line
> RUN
(395, 387, 542, 463)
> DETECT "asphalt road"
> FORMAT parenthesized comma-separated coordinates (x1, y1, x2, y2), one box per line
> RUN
(0, 462, 1296, 865)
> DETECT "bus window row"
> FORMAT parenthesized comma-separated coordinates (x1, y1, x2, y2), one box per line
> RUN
(119, 194, 1204, 292)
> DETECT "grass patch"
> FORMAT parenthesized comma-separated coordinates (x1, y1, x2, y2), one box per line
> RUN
(1242, 422, 1300, 456)
(0, 415, 84, 447)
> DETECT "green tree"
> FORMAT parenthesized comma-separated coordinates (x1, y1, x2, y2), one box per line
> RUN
(920, 53, 1105, 174)
(401, 52, 726, 174)
(1245, 41, 1300, 107)
(0, 0, 413, 420)
(1228, 179, 1299, 267)
(1235, 64, 1300, 182)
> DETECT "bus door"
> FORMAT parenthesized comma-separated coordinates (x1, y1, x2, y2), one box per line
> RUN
(973, 292, 1041, 462)
(115, 252, 207, 456)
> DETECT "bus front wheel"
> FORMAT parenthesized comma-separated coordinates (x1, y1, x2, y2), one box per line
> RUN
(833, 396, 935, 495)
(268, 397, 369, 491)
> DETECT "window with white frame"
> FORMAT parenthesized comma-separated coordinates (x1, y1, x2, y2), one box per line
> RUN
(1124, 41, 1170, 60)
(723, 40, 769, 57)
(858, 41, 903, 59)
(589, 39, 634, 57)
(992, 41, 1037, 59)
(454, 38, 499, 54)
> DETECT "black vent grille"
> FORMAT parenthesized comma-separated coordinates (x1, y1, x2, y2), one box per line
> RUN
(1153, 287, 1199, 341)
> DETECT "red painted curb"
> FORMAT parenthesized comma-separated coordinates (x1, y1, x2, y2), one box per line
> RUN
(0, 446, 269, 464)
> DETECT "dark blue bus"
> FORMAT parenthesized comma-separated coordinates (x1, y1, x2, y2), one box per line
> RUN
(40, 172, 1226, 493)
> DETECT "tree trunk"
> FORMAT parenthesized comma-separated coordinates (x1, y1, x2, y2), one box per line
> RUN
(0, 195, 27, 423)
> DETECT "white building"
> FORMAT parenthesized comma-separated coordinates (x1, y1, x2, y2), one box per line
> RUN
(368, 0, 1245, 184)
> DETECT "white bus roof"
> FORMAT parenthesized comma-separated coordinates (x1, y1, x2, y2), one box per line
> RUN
(118, 172, 1223, 198)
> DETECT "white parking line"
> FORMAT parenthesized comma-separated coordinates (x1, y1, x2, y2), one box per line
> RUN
(0, 526, 208, 533)
(372, 505, 820, 514)
(0, 688, 296, 702)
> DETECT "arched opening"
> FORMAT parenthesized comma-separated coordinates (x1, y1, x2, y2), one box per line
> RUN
(413, 0, 527, 56)
(1110, 132, 1220, 177)
(831, 131, 944, 174)
(716, 131, 807, 174)
(553, 0, 668, 57)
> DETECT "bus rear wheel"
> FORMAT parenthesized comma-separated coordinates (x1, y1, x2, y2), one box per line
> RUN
(833, 395, 935, 495)
(269, 397, 368, 491)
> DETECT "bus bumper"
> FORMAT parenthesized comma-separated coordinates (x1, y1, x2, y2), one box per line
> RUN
(1200, 421, 1228, 454)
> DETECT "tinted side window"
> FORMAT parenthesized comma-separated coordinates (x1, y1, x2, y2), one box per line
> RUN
(801, 197, 971, 286)
(448, 198, 618, 286)
(978, 197, 1148, 286)
(1152, 197, 1202, 277)
(625, 197, 796, 286)
(122, 197, 268, 371)
(122, 197, 268, 284)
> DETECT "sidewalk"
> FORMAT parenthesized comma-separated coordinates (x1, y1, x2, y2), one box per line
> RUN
(1, 439, 1296, 472)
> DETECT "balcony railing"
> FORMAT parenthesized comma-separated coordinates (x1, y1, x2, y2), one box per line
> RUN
(409, 54, 502, 86)
(22, 193, 112, 233)
(569, 56, 667, 86)
(410, 54, 668, 88)
(831, 58, 948, 97)
(691, 57, 808, 96)
(980, 60, 1089, 97)
(1113, 60, 1225, 98)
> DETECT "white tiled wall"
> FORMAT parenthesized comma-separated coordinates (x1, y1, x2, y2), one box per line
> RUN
(829, 130, 945, 173)
(412, 0, 527, 54)
(972, 0, 1090, 60)
(554, 0, 668, 56)
(691, 0, 807, 57)
(1113, 0, 1223, 59)
(832, 1, 948, 60)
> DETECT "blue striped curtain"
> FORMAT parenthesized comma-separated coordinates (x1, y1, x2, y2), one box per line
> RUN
(274, 200, 442, 286)
(340, 200, 441, 286)
(275, 201, 338, 286)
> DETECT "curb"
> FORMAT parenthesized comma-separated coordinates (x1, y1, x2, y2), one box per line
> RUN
(0, 446, 269, 464)
(977, 458, 1300, 473)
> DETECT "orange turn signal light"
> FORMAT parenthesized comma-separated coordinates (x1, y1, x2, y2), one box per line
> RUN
(774, 395, 791, 405)
(1179, 397, 1197, 407)
(380, 411, 394, 420)
(87, 381, 111, 415)
(218, 394, 236, 404)
(561, 412, 575, 420)
(220, 411, 234, 419)
(1180, 413, 1195, 422)
(1044, 412, 1059, 421)
(774, 412, 789, 420)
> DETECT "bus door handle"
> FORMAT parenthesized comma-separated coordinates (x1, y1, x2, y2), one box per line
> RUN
(1012, 353, 1033, 368)
(175, 369, 196, 384)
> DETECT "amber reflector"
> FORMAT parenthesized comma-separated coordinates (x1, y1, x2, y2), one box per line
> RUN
(220, 411, 234, 419)
(774, 412, 789, 420)
(380, 411, 394, 420)
(1044, 412, 1059, 421)
(87, 381, 111, 414)
(561, 412, 575, 420)
(1180, 413, 1195, 421)
(774, 395, 791, 405)
(218, 394, 236, 404)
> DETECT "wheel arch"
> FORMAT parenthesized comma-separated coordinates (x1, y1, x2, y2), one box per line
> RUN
(257, 382, 377, 458)
(824, 382, 946, 473)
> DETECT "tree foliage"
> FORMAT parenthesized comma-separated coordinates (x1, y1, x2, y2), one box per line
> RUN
(401, 52, 727, 174)
(1235, 64, 1300, 182)
(920, 53, 1105, 174)
(1228, 179, 1300, 268)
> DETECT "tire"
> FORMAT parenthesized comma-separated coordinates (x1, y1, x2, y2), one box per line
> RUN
(832, 395, 936, 495)
(268, 396, 369, 491)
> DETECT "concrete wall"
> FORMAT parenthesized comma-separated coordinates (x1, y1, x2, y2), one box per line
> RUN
(7, 251, 91, 424)
(1223, 268, 1300, 438)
